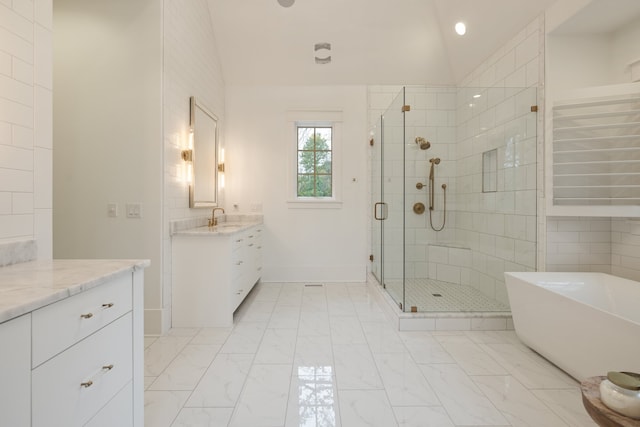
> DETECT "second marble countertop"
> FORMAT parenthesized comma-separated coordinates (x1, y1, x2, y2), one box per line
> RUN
(171, 215, 263, 237)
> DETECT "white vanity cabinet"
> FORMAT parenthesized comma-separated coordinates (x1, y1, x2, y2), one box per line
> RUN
(172, 223, 263, 327)
(0, 314, 31, 426)
(0, 260, 146, 427)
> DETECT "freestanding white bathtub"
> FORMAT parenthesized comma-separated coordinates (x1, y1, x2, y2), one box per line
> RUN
(504, 272, 640, 382)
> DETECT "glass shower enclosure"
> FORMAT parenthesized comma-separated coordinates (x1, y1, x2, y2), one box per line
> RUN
(371, 86, 538, 314)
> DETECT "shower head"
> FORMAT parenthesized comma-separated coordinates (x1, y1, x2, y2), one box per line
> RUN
(430, 157, 441, 165)
(415, 137, 430, 150)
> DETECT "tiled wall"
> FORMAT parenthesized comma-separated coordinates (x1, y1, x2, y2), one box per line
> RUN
(611, 219, 640, 282)
(546, 217, 640, 282)
(162, 0, 225, 329)
(368, 86, 459, 281)
(367, 17, 544, 306)
(546, 217, 612, 273)
(455, 17, 543, 305)
(0, 0, 52, 259)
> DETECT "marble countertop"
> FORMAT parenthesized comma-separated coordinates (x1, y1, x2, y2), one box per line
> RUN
(0, 259, 150, 324)
(172, 217, 263, 237)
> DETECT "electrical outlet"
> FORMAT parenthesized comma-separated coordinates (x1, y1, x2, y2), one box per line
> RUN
(107, 203, 118, 217)
(126, 203, 142, 219)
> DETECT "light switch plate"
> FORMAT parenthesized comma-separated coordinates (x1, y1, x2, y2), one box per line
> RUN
(126, 203, 142, 219)
(107, 203, 118, 218)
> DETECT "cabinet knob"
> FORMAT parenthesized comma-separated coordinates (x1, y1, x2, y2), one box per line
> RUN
(80, 380, 93, 388)
(248, 243, 254, 247)
(102, 364, 114, 371)
(80, 313, 93, 319)
(102, 303, 114, 309)
(236, 261, 243, 265)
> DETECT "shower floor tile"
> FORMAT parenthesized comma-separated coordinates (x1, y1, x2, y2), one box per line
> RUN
(383, 278, 510, 312)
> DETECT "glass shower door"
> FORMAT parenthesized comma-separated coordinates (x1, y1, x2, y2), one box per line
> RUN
(371, 118, 383, 284)
(381, 88, 406, 309)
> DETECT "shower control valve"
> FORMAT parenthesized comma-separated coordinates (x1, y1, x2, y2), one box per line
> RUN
(416, 182, 426, 190)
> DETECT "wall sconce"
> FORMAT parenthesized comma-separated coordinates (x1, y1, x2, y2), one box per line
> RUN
(181, 129, 194, 183)
(218, 148, 225, 188)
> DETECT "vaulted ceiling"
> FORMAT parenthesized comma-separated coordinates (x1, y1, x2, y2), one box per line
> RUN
(206, 0, 558, 86)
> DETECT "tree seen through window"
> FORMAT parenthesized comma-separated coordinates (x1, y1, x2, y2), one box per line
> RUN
(297, 127, 332, 197)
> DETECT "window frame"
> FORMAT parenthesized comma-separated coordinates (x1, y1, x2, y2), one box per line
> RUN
(286, 111, 342, 209)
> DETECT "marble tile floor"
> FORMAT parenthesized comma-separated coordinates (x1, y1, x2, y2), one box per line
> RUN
(144, 281, 596, 427)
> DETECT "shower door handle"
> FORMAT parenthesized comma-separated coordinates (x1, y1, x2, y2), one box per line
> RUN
(374, 202, 388, 220)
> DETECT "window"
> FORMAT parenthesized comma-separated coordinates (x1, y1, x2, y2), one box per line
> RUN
(286, 110, 342, 208)
(297, 126, 332, 197)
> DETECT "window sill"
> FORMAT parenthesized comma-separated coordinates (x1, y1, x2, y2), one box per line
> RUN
(287, 198, 343, 209)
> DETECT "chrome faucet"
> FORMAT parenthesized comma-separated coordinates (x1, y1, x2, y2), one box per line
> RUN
(209, 207, 225, 227)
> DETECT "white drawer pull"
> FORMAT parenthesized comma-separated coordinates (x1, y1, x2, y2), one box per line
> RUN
(80, 313, 93, 319)
(102, 364, 114, 371)
(102, 303, 114, 309)
(80, 380, 93, 388)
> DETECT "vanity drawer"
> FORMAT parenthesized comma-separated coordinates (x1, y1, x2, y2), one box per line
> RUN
(84, 381, 133, 427)
(32, 313, 133, 427)
(32, 273, 132, 368)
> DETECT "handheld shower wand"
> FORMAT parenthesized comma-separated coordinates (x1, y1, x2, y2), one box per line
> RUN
(428, 158, 446, 231)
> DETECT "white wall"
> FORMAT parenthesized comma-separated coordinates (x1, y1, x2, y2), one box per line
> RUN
(163, 0, 225, 331)
(611, 219, 640, 282)
(611, 16, 640, 84)
(547, 35, 611, 98)
(53, 0, 163, 331)
(225, 85, 368, 282)
(548, 15, 640, 98)
(0, 0, 52, 258)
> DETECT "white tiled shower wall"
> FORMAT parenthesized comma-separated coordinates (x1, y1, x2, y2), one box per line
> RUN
(456, 17, 543, 305)
(547, 217, 640, 282)
(367, 16, 544, 305)
(162, 0, 225, 327)
(0, 0, 52, 259)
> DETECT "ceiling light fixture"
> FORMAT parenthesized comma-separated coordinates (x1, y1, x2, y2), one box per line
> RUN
(314, 42, 331, 65)
(455, 22, 466, 36)
(277, 0, 295, 7)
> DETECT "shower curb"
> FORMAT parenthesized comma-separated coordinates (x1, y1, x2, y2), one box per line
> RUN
(367, 273, 514, 332)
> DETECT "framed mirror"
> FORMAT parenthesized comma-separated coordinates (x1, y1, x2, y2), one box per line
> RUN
(189, 96, 218, 208)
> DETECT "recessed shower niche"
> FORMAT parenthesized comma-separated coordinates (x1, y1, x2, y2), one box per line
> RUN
(482, 149, 497, 193)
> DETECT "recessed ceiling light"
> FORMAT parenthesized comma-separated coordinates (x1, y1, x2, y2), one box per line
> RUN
(455, 22, 466, 36)
(277, 0, 295, 7)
